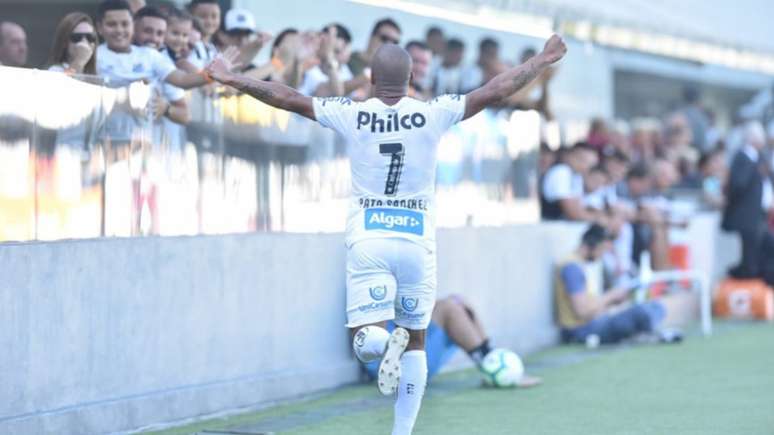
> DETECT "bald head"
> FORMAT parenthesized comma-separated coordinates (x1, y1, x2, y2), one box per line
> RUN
(371, 43, 412, 96)
(0, 21, 27, 67)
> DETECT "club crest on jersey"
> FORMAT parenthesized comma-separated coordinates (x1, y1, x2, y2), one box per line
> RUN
(365, 208, 424, 236)
(356, 111, 426, 133)
(369, 285, 387, 301)
(401, 297, 419, 312)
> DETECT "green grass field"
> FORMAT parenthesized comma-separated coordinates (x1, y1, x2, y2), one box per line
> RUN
(147, 322, 774, 435)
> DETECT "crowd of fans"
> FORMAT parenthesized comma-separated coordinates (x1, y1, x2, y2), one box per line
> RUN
(541, 89, 774, 288)
(2, 0, 772, 287)
(0, 0, 556, 112)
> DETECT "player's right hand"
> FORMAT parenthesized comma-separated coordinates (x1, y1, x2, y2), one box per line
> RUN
(541, 34, 567, 64)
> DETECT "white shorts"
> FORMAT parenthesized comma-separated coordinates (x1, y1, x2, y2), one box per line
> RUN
(346, 237, 436, 330)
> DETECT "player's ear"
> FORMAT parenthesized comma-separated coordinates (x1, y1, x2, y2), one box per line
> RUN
(409, 71, 414, 85)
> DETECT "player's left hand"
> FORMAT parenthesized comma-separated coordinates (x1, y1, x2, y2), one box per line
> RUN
(205, 46, 241, 82)
(541, 34, 567, 64)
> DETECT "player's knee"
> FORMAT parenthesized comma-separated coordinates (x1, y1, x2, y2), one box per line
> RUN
(406, 328, 426, 350)
(446, 297, 468, 318)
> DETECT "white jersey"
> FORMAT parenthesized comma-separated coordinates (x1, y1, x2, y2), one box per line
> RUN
(313, 94, 466, 250)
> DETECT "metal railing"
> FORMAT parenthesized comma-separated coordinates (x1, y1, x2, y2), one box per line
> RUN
(0, 66, 542, 242)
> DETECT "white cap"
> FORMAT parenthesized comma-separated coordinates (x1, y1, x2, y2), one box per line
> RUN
(224, 9, 256, 33)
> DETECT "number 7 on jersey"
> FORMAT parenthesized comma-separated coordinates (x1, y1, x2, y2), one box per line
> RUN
(379, 143, 404, 196)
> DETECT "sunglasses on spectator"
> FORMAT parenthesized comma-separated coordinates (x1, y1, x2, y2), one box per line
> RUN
(69, 33, 97, 44)
(378, 34, 399, 44)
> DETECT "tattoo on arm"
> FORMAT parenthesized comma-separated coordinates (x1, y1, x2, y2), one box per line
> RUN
(242, 83, 276, 101)
(231, 79, 276, 102)
(510, 62, 539, 94)
(221, 74, 313, 119)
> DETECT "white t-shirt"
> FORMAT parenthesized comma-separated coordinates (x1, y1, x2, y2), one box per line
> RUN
(432, 65, 463, 95)
(542, 164, 584, 202)
(313, 94, 467, 249)
(299, 64, 354, 96)
(96, 44, 176, 88)
(583, 188, 607, 211)
(153, 52, 187, 151)
(460, 64, 483, 93)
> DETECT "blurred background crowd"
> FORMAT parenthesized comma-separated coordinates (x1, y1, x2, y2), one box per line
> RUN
(1, 0, 773, 288)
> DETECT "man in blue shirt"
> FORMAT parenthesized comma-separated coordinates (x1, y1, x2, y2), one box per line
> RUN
(555, 224, 681, 344)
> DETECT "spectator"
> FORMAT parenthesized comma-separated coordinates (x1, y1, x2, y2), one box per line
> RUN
(555, 224, 680, 345)
(405, 40, 432, 100)
(46, 12, 98, 75)
(133, 5, 167, 50)
(540, 142, 600, 221)
(96, 0, 217, 90)
(164, 7, 194, 62)
(45, 12, 101, 159)
(722, 121, 774, 280)
(663, 113, 699, 183)
(95, 0, 233, 149)
(348, 18, 401, 77)
(186, 0, 220, 70)
(248, 28, 311, 88)
(362, 296, 541, 387)
(132, 5, 190, 126)
(582, 166, 610, 212)
(460, 37, 501, 92)
(602, 149, 629, 198)
(649, 159, 679, 208)
(696, 149, 727, 209)
(630, 118, 660, 163)
(680, 86, 711, 153)
(538, 142, 557, 179)
(617, 164, 671, 270)
(179, 16, 204, 64)
(425, 26, 444, 59)
(431, 37, 465, 96)
(298, 24, 354, 97)
(587, 118, 610, 151)
(423, 26, 444, 90)
(0, 21, 28, 67)
(219, 9, 272, 73)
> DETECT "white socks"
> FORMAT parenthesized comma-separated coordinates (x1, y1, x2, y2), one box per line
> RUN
(392, 350, 427, 435)
(353, 328, 428, 435)
(353, 325, 390, 363)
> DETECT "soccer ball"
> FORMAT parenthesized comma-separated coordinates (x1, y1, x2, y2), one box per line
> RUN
(479, 348, 524, 387)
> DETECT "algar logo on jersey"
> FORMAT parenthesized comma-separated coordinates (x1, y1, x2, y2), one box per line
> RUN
(365, 208, 424, 236)
(357, 111, 426, 133)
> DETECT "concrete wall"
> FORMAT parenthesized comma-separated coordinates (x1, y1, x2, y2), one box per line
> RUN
(0, 223, 583, 434)
(0, 216, 732, 434)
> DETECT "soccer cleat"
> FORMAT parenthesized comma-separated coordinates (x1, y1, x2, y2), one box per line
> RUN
(377, 327, 409, 395)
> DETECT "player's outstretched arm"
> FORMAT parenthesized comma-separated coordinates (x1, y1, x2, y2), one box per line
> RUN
(204, 51, 315, 120)
(463, 34, 566, 120)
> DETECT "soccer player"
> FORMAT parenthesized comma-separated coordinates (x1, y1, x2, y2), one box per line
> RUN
(204, 34, 567, 435)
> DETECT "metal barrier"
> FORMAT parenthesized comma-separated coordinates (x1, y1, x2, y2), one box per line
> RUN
(0, 66, 542, 242)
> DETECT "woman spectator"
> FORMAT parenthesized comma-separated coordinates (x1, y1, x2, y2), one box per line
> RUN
(46, 12, 98, 75)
